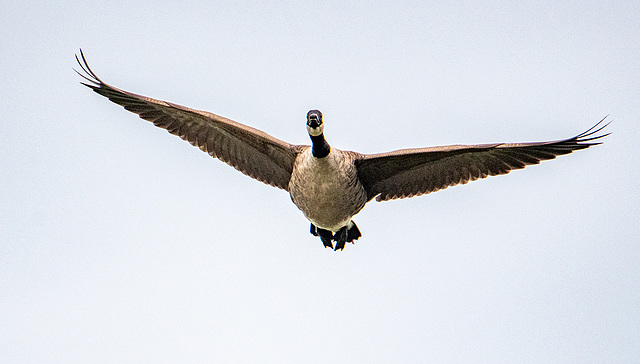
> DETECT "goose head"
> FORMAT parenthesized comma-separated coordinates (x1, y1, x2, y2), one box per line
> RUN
(306, 109, 330, 158)
(306, 109, 324, 137)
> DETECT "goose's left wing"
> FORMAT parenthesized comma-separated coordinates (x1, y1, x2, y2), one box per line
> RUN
(75, 50, 301, 190)
(355, 120, 609, 202)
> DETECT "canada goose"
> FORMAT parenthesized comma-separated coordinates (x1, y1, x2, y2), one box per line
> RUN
(75, 50, 609, 251)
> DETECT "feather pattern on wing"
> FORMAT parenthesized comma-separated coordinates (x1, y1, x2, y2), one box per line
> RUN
(75, 50, 301, 190)
(355, 119, 610, 201)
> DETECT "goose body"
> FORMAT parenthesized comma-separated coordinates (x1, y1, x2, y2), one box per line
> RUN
(289, 147, 366, 232)
(75, 50, 609, 251)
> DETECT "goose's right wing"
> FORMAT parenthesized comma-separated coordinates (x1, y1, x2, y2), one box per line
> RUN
(355, 119, 609, 202)
(75, 50, 302, 190)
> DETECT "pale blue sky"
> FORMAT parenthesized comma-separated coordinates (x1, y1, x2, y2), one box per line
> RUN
(1, 1, 639, 362)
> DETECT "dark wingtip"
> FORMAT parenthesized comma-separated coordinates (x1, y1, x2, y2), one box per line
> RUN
(574, 116, 611, 145)
(74, 48, 104, 87)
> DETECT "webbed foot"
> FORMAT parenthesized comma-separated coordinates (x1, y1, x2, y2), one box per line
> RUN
(333, 221, 362, 251)
(310, 223, 334, 249)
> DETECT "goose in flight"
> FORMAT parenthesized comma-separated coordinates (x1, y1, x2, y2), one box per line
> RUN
(75, 50, 609, 251)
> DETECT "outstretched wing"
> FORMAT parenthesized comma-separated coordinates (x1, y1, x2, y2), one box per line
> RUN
(355, 119, 609, 201)
(75, 50, 301, 190)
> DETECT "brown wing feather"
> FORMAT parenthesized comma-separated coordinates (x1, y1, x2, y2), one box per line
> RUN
(355, 119, 610, 201)
(75, 50, 301, 190)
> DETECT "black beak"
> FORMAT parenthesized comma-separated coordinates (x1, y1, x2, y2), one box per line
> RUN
(307, 115, 321, 128)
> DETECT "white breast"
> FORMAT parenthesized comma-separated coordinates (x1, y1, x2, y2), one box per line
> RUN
(288, 148, 367, 231)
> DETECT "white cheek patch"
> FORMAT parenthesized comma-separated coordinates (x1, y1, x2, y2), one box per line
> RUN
(307, 123, 324, 136)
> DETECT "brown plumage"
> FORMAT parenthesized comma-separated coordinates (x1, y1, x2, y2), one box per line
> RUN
(75, 49, 609, 250)
(355, 125, 608, 201)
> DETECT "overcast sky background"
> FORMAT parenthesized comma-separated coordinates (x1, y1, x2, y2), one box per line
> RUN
(1, 1, 639, 363)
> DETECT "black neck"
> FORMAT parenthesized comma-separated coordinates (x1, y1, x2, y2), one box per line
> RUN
(310, 134, 330, 158)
